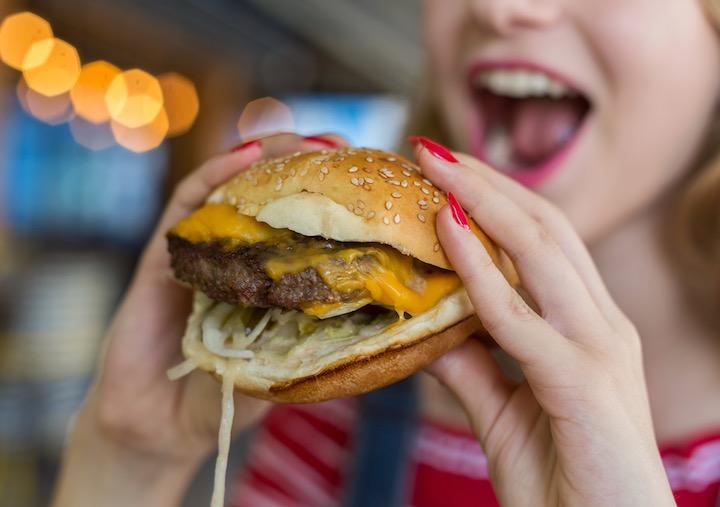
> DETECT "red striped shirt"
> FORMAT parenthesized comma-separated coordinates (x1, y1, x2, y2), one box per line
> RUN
(231, 400, 720, 507)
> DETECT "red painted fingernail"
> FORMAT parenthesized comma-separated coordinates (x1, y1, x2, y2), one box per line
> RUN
(447, 192, 470, 230)
(408, 136, 458, 163)
(231, 139, 261, 152)
(303, 135, 340, 148)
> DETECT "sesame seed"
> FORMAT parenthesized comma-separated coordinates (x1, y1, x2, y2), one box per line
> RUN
(423, 178, 432, 185)
(418, 199, 428, 206)
(313, 160, 322, 165)
(300, 168, 308, 176)
(365, 177, 374, 183)
(347, 203, 354, 212)
(290, 168, 297, 176)
(319, 173, 326, 181)
(385, 201, 393, 210)
(363, 184, 372, 191)
(357, 200, 366, 208)
(432, 197, 440, 204)
(229, 195, 237, 205)
(349, 166, 359, 173)
(351, 177, 360, 186)
(413, 181, 421, 187)
(321, 150, 328, 155)
(354, 208, 363, 216)
(421, 188, 430, 195)
(366, 156, 374, 163)
(265, 168, 272, 175)
(358, 177, 365, 185)
(275, 178, 283, 190)
(433, 190, 440, 196)
(401, 180, 408, 188)
(293, 151, 301, 157)
(367, 210, 376, 219)
(417, 213, 426, 223)
(362, 167, 371, 173)
(387, 157, 397, 162)
(275, 164, 285, 171)
(383, 216, 390, 225)
(433, 243, 440, 252)
(389, 180, 401, 186)
(320, 166, 329, 175)
(402, 170, 411, 177)
(391, 192, 402, 198)
(394, 213, 401, 224)
(348, 149, 356, 155)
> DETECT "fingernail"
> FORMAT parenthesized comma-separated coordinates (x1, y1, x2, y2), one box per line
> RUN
(303, 135, 340, 148)
(447, 192, 470, 230)
(408, 136, 458, 163)
(231, 139, 261, 152)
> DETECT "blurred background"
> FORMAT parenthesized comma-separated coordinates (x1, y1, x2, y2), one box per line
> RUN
(0, 0, 421, 505)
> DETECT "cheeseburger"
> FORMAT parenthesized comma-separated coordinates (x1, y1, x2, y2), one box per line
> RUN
(166, 147, 517, 403)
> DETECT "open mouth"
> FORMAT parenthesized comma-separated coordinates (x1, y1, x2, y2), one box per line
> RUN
(469, 65, 592, 187)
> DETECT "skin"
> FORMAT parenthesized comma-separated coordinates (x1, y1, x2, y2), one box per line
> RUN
(53, 1, 720, 506)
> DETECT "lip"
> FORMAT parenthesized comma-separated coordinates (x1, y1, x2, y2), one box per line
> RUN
(466, 59, 590, 189)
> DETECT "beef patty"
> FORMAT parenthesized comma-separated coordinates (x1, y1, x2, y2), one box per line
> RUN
(167, 235, 363, 309)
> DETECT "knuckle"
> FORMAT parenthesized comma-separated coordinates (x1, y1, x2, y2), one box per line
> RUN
(514, 221, 559, 261)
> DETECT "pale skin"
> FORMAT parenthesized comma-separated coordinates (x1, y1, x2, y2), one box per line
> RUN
(53, 0, 720, 506)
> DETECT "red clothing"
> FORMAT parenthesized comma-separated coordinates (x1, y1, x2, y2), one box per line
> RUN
(231, 399, 720, 507)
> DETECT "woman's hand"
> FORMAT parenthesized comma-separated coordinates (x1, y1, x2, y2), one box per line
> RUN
(52, 133, 346, 507)
(414, 137, 675, 507)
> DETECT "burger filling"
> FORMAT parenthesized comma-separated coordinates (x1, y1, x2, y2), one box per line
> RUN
(167, 203, 462, 360)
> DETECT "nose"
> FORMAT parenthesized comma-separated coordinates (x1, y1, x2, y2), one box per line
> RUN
(470, 0, 561, 35)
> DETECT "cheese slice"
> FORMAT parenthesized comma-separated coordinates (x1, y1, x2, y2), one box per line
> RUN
(172, 203, 460, 317)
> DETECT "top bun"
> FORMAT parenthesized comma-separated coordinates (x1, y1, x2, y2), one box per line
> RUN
(209, 147, 507, 271)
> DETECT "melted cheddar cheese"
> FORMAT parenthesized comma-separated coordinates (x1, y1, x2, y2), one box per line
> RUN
(172, 203, 460, 317)
(172, 203, 291, 245)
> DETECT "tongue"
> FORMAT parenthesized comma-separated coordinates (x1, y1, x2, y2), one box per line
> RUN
(510, 98, 585, 165)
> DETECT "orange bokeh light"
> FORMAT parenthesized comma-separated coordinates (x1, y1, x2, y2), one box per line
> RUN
(17, 78, 73, 125)
(0, 12, 52, 70)
(237, 97, 294, 139)
(70, 117, 115, 151)
(70, 60, 121, 124)
(106, 69, 164, 128)
(158, 72, 199, 137)
(22, 38, 80, 96)
(111, 107, 168, 152)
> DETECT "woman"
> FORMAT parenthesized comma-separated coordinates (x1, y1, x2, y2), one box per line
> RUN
(52, 0, 720, 505)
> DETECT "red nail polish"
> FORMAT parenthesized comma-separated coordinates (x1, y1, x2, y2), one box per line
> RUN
(447, 192, 470, 230)
(408, 136, 458, 163)
(231, 139, 261, 152)
(303, 135, 340, 148)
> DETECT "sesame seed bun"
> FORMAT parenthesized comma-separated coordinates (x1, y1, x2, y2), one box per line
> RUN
(209, 147, 514, 273)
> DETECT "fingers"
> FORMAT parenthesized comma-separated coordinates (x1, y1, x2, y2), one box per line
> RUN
(426, 339, 512, 445)
(437, 206, 567, 367)
(453, 152, 626, 327)
(418, 144, 611, 339)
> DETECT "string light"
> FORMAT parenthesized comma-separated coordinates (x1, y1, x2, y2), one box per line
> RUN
(237, 97, 294, 139)
(22, 38, 80, 96)
(70, 60, 121, 124)
(158, 72, 199, 137)
(0, 11, 52, 70)
(106, 69, 164, 128)
(111, 107, 168, 152)
(1, 11, 201, 152)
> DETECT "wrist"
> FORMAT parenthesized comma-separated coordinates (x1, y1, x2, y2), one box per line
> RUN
(52, 400, 201, 507)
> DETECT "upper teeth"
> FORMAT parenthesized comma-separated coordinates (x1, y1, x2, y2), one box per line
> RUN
(475, 69, 576, 99)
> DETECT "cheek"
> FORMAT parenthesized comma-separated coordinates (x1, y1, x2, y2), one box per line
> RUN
(557, 0, 720, 242)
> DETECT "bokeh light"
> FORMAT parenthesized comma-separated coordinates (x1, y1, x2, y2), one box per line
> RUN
(106, 69, 164, 128)
(17, 78, 73, 125)
(237, 97, 294, 139)
(22, 38, 80, 96)
(158, 72, 199, 137)
(0, 12, 52, 70)
(69, 117, 115, 150)
(111, 107, 168, 152)
(70, 61, 121, 124)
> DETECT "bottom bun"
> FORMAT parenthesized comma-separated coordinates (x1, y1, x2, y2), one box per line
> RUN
(183, 290, 480, 403)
